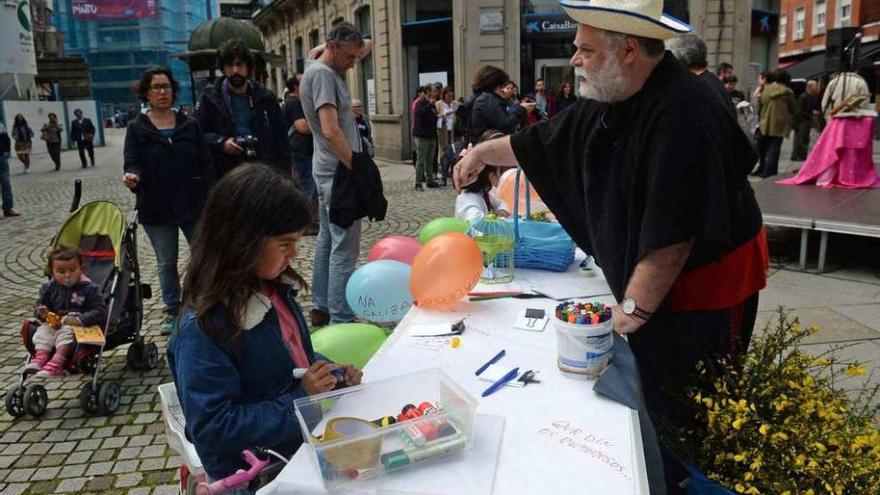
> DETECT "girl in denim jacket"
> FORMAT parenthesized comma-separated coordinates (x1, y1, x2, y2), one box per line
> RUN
(168, 163, 363, 487)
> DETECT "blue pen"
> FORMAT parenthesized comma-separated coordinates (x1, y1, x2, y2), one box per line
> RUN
(481, 367, 520, 397)
(475, 350, 506, 376)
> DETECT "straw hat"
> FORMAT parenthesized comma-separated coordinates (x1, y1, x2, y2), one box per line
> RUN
(560, 0, 692, 40)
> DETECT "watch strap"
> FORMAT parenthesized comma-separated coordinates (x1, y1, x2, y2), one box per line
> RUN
(631, 305, 652, 321)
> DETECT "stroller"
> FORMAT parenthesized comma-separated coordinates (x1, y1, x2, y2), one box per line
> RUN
(4, 180, 155, 418)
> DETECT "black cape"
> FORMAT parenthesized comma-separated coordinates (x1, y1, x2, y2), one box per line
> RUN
(510, 52, 762, 300)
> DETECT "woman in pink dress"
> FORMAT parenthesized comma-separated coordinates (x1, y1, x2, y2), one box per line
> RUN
(778, 72, 878, 189)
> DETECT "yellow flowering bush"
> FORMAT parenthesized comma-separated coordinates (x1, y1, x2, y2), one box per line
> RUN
(669, 310, 880, 494)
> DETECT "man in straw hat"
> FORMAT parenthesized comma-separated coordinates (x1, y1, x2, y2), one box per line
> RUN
(455, 1, 768, 489)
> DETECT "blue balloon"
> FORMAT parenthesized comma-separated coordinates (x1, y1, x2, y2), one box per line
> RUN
(346, 260, 414, 323)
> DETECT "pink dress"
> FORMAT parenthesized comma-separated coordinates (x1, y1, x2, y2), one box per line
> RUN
(777, 117, 880, 189)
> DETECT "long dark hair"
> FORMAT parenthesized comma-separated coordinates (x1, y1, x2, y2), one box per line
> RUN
(13, 114, 27, 127)
(182, 163, 312, 345)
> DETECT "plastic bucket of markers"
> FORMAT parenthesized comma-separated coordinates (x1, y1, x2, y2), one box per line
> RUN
(554, 317, 614, 378)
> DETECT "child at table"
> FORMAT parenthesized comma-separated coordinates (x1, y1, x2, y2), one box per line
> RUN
(455, 130, 510, 223)
(168, 163, 363, 489)
(27, 246, 107, 377)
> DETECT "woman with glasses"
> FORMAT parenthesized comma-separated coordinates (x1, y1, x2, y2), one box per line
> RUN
(122, 66, 215, 335)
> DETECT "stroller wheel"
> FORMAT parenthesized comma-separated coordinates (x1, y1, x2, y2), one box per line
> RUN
(4, 386, 26, 418)
(126, 342, 144, 370)
(98, 381, 121, 415)
(127, 342, 160, 371)
(23, 384, 48, 417)
(142, 343, 159, 370)
(79, 382, 101, 415)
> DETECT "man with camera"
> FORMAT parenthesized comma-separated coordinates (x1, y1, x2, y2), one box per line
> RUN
(195, 39, 290, 176)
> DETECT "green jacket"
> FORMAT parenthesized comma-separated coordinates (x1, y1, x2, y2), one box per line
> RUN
(759, 83, 796, 137)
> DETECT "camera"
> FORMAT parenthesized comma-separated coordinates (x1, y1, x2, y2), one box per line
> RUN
(234, 135, 259, 158)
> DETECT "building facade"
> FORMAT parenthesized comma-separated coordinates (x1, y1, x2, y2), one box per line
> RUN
(778, 0, 880, 83)
(52, 0, 213, 114)
(255, 0, 771, 161)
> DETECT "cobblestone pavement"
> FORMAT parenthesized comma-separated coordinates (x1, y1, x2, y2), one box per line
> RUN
(0, 129, 454, 494)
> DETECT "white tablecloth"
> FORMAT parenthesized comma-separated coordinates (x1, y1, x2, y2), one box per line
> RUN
(260, 254, 648, 494)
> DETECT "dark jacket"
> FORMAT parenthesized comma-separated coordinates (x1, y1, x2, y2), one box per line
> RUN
(168, 281, 329, 479)
(0, 126, 10, 155)
(70, 118, 95, 143)
(698, 70, 736, 117)
(34, 276, 107, 327)
(123, 112, 215, 225)
(195, 78, 290, 176)
(549, 94, 577, 117)
(469, 92, 525, 144)
(795, 92, 820, 126)
(13, 124, 34, 144)
(412, 97, 438, 139)
(329, 151, 388, 228)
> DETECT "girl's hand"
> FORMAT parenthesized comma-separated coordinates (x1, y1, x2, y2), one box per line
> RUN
(62, 314, 82, 326)
(339, 364, 363, 386)
(302, 361, 338, 395)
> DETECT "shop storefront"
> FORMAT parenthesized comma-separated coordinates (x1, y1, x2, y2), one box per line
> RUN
(520, 2, 575, 97)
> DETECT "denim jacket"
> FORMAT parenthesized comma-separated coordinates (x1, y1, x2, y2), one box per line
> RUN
(167, 280, 329, 479)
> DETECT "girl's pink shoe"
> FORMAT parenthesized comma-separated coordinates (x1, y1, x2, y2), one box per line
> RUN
(24, 350, 51, 372)
(35, 357, 66, 378)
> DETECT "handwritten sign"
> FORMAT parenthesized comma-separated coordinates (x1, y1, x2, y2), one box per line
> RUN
(537, 420, 631, 481)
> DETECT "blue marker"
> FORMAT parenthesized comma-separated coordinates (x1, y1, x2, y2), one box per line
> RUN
(475, 350, 506, 376)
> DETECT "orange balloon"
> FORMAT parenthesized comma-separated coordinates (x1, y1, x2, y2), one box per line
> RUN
(410, 232, 483, 310)
(498, 168, 547, 215)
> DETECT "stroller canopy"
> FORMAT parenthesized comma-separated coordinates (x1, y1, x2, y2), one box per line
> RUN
(53, 201, 126, 268)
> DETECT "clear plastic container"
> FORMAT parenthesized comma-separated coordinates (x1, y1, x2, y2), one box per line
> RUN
(293, 368, 477, 487)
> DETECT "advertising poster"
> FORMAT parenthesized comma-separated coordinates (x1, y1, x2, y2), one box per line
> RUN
(72, 0, 157, 20)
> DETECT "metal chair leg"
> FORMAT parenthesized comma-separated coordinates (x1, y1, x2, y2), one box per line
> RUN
(799, 229, 809, 271)
(818, 231, 829, 273)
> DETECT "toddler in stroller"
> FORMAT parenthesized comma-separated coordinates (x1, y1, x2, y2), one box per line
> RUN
(26, 246, 107, 377)
(5, 184, 155, 419)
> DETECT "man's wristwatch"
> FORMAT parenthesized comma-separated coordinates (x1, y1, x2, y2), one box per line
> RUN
(621, 297, 653, 321)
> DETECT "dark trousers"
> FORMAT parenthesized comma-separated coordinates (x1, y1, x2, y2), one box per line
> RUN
(791, 122, 812, 161)
(77, 140, 94, 167)
(756, 134, 783, 177)
(47, 142, 61, 170)
(628, 293, 759, 493)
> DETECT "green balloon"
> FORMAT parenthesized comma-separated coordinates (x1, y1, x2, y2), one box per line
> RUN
(311, 323, 388, 369)
(418, 217, 470, 244)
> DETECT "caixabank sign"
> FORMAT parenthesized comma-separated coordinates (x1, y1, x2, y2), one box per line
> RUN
(523, 15, 578, 36)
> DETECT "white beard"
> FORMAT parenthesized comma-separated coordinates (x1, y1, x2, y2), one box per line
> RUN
(575, 54, 628, 103)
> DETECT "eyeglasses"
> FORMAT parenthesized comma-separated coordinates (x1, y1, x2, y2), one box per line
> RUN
(149, 84, 173, 93)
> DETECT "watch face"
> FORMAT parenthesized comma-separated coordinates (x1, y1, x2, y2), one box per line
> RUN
(622, 298, 636, 314)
